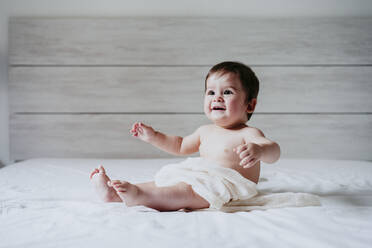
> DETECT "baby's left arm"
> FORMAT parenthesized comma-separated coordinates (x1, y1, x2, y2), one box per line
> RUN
(234, 128, 281, 168)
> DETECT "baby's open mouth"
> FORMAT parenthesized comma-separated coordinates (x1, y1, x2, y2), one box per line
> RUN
(212, 106, 226, 110)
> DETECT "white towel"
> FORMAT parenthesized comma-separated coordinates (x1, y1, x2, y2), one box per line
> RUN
(154, 157, 321, 212)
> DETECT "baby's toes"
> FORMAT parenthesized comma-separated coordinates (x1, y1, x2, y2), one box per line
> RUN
(113, 187, 126, 193)
(98, 166, 106, 174)
(107, 180, 120, 187)
(112, 184, 126, 193)
(110, 180, 121, 188)
(113, 181, 130, 192)
(110, 180, 121, 185)
(89, 168, 99, 179)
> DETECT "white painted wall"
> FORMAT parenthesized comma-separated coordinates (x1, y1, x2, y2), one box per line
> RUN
(1, 0, 372, 165)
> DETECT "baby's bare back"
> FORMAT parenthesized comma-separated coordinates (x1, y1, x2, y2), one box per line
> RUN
(198, 125, 260, 184)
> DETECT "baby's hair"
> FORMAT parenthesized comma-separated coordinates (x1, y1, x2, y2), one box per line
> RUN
(205, 61, 260, 121)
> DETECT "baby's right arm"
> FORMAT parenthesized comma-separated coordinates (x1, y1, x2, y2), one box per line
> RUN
(130, 122, 201, 156)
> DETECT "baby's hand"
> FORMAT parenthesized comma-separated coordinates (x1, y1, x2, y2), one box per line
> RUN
(130, 122, 156, 143)
(233, 142, 263, 169)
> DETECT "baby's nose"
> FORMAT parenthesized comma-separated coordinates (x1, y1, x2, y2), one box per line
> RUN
(213, 95, 224, 102)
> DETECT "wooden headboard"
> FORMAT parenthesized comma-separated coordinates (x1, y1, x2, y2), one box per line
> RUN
(9, 17, 372, 161)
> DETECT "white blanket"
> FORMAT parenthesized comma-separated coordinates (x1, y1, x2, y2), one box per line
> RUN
(155, 158, 320, 212)
(1, 158, 372, 248)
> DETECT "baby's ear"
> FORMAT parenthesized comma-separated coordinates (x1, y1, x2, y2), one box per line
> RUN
(246, 98, 257, 113)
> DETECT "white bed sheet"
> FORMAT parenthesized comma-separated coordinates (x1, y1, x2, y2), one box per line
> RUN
(1, 158, 372, 248)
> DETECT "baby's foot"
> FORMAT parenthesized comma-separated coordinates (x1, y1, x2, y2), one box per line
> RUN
(90, 166, 122, 202)
(109, 180, 143, 207)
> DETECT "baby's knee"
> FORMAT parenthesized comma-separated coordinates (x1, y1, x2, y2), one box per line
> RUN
(176, 182, 194, 197)
(178, 183, 210, 209)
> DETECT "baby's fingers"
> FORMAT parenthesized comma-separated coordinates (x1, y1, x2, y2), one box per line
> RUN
(130, 122, 138, 130)
(234, 144, 247, 154)
(243, 158, 259, 169)
(138, 126, 144, 134)
(239, 149, 250, 159)
(139, 122, 153, 131)
(130, 123, 141, 136)
(130, 129, 138, 137)
(130, 123, 138, 133)
(239, 156, 252, 166)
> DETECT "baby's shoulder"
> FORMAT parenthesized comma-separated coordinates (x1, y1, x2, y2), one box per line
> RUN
(196, 124, 214, 133)
(241, 126, 265, 138)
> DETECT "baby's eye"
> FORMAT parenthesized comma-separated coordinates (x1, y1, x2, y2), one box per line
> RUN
(207, 90, 215, 95)
(224, 90, 233, 95)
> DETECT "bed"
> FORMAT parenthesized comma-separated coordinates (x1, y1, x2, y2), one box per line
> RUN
(3, 16, 372, 247)
(1, 158, 372, 247)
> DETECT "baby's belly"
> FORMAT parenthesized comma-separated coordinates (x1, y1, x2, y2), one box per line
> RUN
(200, 154, 260, 184)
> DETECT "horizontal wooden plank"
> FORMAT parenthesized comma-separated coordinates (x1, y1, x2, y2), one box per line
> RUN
(9, 66, 372, 113)
(9, 17, 372, 65)
(10, 114, 372, 161)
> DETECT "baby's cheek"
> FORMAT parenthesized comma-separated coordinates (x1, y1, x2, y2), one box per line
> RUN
(203, 103, 211, 114)
(230, 98, 246, 111)
(228, 99, 240, 111)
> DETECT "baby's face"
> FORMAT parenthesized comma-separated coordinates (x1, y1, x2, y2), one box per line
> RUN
(204, 72, 249, 128)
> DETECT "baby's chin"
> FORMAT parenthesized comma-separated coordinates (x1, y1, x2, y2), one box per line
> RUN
(207, 115, 245, 129)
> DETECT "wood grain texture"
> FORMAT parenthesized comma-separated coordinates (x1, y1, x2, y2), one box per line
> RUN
(10, 114, 372, 161)
(9, 66, 372, 113)
(9, 17, 372, 65)
(8, 17, 372, 161)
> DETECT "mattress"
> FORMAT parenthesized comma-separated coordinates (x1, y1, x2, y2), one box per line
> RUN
(1, 158, 372, 248)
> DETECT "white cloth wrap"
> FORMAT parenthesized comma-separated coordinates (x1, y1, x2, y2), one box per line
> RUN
(154, 157, 321, 211)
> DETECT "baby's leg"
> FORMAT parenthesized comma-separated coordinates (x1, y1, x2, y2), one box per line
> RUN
(90, 166, 122, 202)
(110, 180, 210, 211)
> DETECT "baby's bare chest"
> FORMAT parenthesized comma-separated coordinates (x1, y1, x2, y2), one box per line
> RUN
(198, 128, 260, 183)
(199, 131, 245, 164)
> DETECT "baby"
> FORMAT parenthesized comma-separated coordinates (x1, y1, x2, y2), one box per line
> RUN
(90, 61, 280, 211)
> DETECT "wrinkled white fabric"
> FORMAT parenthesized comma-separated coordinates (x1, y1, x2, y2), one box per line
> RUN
(1, 158, 372, 248)
(155, 157, 320, 211)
